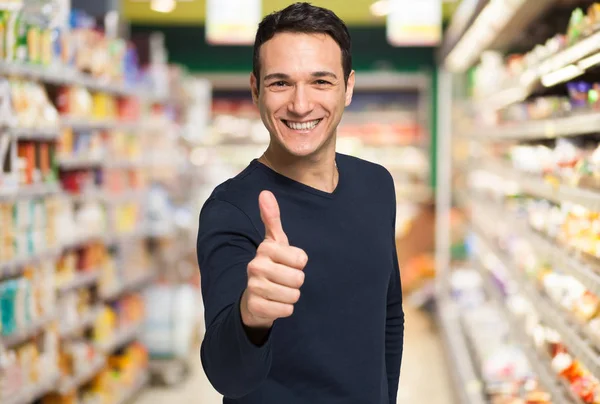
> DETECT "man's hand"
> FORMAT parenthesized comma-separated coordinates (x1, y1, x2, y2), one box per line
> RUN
(240, 190, 308, 331)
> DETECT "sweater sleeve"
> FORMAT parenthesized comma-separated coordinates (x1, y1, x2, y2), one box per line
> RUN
(385, 176, 405, 403)
(196, 198, 272, 399)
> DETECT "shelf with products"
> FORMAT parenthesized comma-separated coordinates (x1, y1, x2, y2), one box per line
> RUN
(442, 266, 560, 404)
(41, 342, 149, 404)
(472, 257, 584, 404)
(59, 306, 101, 339)
(10, 126, 61, 141)
(471, 221, 600, 382)
(467, 3, 600, 110)
(96, 322, 142, 355)
(56, 344, 106, 395)
(1, 312, 56, 349)
(474, 158, 600, 212)
(436, 300, 487, 404)
(467, 193, 600, 299)
(3, 373, 60, 404)
(0, 3, 194, 403)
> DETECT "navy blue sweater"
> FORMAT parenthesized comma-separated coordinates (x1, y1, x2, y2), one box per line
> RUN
(196, 153, 404, 404)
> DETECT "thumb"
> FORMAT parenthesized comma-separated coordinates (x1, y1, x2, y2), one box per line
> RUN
(259, 190, 288, 245)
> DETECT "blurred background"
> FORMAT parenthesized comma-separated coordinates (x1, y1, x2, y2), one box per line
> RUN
(3, 0, 600, 403)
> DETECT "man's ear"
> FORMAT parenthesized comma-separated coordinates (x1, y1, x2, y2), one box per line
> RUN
(250, 73, 259, 105)
(344, 70, 355, 107)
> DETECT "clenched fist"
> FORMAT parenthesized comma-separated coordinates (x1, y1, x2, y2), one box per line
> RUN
(240, 190, 308, 330)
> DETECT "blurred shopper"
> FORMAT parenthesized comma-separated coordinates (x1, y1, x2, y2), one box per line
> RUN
(196, 3, 404, 403)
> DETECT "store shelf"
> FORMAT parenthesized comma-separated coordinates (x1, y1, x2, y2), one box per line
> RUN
(0, 244, 63, 279)
(67, 189, 146, 204)
(107, 228, 151, 245)
(11, 126, 61, 140)
(3, 373, 60, 404)
(443, 0, 557, 74)
(436, 300, 486, 404)
(100, 271, 155, 301)
(105, 159, 144, 169)
(58, 356, 106, 394)
(0, 182, 61, 200)
(487, 29, 600, 110)
(473, 198, 600, 297)
(470, 111, 600, 141)
(57, 270, 100, 294)
(0, 61, 151, 99)
(116, 371, 149, 404)
(472, 226, 600, 379)
(1, 312, 56, 348)
(97, 322, 142, 353)
(474, 260, 573, 404)
(57, 155, 103, 170)
(477, 160, 600, 211)
(59, 307, 100, 338)
(61, 232, 108, 250)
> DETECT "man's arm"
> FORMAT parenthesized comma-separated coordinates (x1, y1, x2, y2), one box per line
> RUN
(197, 198, 273, 399)
(386, 245, 405, 403)
(384, 170, 405, 403)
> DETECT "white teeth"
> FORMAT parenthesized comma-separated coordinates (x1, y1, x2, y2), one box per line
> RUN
(285, 119, 320, 130)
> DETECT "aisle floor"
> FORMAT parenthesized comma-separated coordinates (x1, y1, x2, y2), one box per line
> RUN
(136, 306, 453, 404)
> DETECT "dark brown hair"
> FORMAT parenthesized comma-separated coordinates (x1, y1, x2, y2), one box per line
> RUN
(252, 2, 352, 91)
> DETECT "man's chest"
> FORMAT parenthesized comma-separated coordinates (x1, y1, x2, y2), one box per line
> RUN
(284, 209, 394, 303)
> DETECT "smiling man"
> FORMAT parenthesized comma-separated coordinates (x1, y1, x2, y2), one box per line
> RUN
(196, 3, 404, 404)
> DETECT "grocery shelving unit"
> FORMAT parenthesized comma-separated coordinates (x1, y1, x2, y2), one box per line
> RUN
(0, 5, 189, 403)
(436, 0, 600, 402)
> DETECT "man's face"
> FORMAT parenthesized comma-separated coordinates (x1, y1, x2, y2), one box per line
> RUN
(251, 32, 355, 158)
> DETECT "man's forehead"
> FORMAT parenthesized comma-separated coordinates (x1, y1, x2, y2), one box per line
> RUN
(259, 33, 343, 75)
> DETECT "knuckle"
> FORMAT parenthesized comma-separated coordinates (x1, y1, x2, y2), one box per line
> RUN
(247, 260, 260, 276)
(247, 277, 261, 293)
(258, 240, 275, 256)
(248, 297, 264, 316)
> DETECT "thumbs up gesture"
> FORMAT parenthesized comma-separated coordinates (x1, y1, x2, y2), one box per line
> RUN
(240, 191, 308, 329)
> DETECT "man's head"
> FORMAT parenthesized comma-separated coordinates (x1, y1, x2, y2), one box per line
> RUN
(251, 2, 355, 159)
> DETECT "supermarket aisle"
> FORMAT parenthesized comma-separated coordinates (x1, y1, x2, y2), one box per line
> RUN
(136, 305, 453, 404)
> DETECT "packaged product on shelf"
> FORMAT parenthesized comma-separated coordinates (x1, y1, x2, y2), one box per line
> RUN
(58, 340, 102, 383)
(56, 86, 93, 118)
(92, 92, 117, 121)
(10, 79, 59, 128)
(567, 8, 586, 45)
(567, 82, 592, 109)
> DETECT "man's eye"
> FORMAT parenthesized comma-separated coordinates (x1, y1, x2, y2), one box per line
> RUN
(315, 80, 331, 85)
(271, 81, 288, 87)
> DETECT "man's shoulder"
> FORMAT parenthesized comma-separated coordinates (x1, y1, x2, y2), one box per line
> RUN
(203, 161, 264, 216)
(338, 153, 393, 184)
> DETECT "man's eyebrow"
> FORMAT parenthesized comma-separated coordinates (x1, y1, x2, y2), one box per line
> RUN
(263, 71, 338, 81)
(263, 73, 290, 81)
(312, 71, 337, 79)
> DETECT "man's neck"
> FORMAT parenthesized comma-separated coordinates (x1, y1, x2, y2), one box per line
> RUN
(260, 146, 338, 193)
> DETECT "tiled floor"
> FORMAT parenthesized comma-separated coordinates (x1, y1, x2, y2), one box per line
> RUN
(136, 306, 453, 404)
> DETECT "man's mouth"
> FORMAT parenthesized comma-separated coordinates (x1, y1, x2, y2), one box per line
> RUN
(282, 119, 322, 131)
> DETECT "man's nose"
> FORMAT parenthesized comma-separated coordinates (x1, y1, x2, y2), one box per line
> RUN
(288, 85, 313, 116)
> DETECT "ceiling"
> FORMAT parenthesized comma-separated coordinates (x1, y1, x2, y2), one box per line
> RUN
(123, 0, 458, 26)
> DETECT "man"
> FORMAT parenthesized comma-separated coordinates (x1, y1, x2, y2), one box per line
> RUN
(196, 3, 404, 403)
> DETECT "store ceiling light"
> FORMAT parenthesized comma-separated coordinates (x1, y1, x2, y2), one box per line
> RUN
(541, 64, 583, 88)
(370, 0, 390, 17)
(151, 0, 176, 13)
